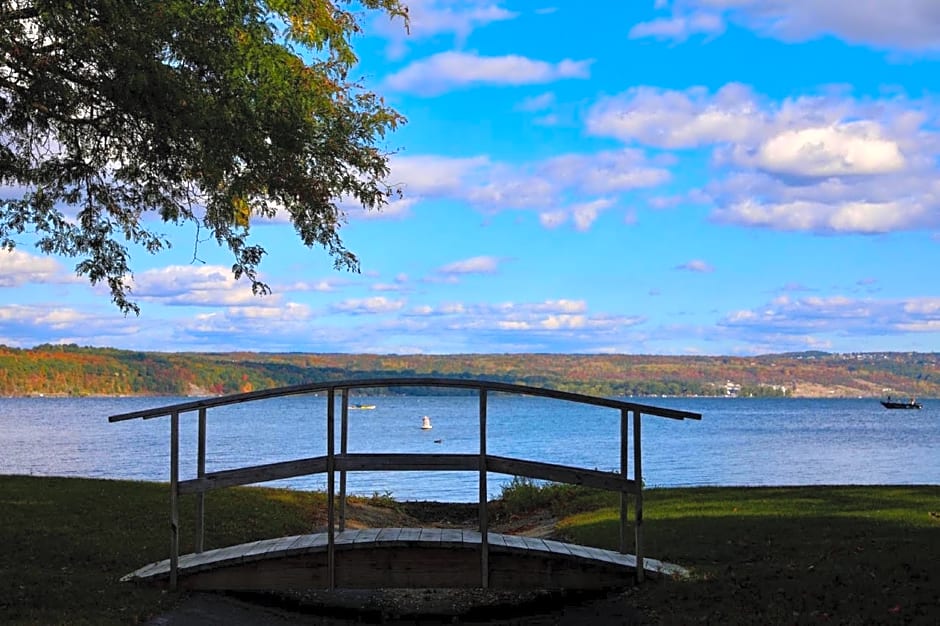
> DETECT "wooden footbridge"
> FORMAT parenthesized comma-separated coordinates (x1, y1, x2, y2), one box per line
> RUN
(109, 378, 700, 591)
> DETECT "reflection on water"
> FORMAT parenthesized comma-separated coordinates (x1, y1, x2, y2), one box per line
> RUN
(0, 395, 936, 501)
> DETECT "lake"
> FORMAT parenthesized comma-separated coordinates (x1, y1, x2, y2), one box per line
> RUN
(1, 395, 936, 502)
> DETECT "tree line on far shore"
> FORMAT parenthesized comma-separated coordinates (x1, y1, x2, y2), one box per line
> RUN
(1, 345, 938, 399)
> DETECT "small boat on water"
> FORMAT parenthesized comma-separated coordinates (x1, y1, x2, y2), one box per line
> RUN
(350, 403, 376, 410)
(881, 397, 922, 410)
(421, 415, 432, 430)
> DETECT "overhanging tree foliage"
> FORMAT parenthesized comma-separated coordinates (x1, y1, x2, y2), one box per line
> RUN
(0, 0, 406, 313)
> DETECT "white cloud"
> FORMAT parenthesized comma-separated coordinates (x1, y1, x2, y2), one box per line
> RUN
(541, 149, 671, 193)
(629, 11, 725, 40)
(0, 303, 141, 346)
(572, 198, 615, 231)
(516, 92, 556, 112)
(712, 199, 928, 234)
(676, 259, 715, 272)
(374, 0, 519, 58)
(589, 83, 940, 234)
(637, 0, 940, 52)
(388, 150, 670, 230)
(332, 297, 405, 314)
(754, 123, 905, 177)
(390, 155, 490, 196)
(385, 52, 592, 95)
(132, 265, 271, 307)
(439, 255, 501, 274)
(586, 84, 763, 148)
(721, 293, 940, 340)
(0, 249, 78, 287)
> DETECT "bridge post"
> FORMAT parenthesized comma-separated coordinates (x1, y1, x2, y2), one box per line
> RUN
(327, 387, 335, 590)
(633, 408, 644, 583)
(478, 387, 489, 588)
(619, 408, 629, 555)
(195, 407, 206, 553)
(169, 410, 179, 590)
(339, 388, 348, 532)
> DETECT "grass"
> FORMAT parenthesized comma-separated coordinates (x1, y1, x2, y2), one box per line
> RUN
(2, 475, 939, 624)
(556, 485, 940, 623)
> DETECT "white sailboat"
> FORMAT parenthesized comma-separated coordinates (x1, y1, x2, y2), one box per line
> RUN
(421, 415, 432, 430)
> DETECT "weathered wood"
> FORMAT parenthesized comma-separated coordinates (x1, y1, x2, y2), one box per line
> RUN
(112, 375, 700, 593)
(633, 408, 644, 584)
(122, 529, 688, 591)
(486, 456, 636, 493)
(327, 388, 335, 590)
(108, 377, 702, 423)
(169, 411, 179, 590)
(339, 388, 348, 532)
(195, 407, 206, 553)
(335, 453, 478, 472)
(178, 456, 329, 494)
(479, 387, 489, 589)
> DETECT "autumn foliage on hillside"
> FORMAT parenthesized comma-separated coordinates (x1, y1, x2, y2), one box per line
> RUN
(1, 346, 938, 399)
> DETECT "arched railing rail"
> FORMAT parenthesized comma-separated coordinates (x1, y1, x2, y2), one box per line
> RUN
(109, 377, 701, 589)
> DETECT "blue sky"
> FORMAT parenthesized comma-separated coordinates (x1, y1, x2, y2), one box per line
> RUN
(2, 0, 940, 355)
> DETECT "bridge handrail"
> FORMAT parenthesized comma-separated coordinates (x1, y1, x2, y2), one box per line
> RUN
(108, 376, 700, 590)
(108, 377, 701, 422)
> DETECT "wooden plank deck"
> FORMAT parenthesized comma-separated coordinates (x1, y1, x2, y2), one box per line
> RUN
(122, 528, 688, 591)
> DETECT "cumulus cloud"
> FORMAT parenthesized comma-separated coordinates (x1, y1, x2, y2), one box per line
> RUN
(0, 303, 142, 346)
(589, 83, 940, 234)
(753, 123, 906, 177)
(0, 249, 79, 287)
(712, 199, 929, 233)
(373, 0, 519, 58)
(721, 294, 940, 340)
(628, 10, 725, 40)
(385, 52, 592, 95)
(586, 84, 763, 148)
(634, 0, 940, 52)
(389, 149, 670, 230)
(132, 265, 272, 307)
(400, 299, 644, 345)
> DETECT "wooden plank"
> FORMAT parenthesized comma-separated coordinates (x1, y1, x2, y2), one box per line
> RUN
(375, 527, 403, 544)
(397, 528, 422, 542)
(334, 529, 360, 546)
(122, 527, 695, 591)
(288, 533, 328, 553)
(353, 528, 381, 544)
(500, 534, 529, 551)
(486, 456, 636, 493)
(541, 539, 574, 557)
(335, 453, 478, 472)
(462, 530, 483, 545)
(178, 456, 329, 494)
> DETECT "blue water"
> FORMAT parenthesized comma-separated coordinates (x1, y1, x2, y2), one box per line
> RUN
(1, 395, 936, 501)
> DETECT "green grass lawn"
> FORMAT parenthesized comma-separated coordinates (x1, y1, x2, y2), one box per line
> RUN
(2, 475, 938, 624)
(556, 485, 940, 623)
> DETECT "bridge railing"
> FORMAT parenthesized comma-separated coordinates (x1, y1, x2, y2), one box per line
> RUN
(109, 377, 701, 589)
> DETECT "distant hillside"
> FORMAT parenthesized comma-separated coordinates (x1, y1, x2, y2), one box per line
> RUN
(1, 345, 938, 398)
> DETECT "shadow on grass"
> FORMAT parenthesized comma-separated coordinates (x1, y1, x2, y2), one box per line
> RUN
(560, 486, 940, 623)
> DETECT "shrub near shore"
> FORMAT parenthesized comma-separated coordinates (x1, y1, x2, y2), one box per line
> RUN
(2, 475, 938, 624)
